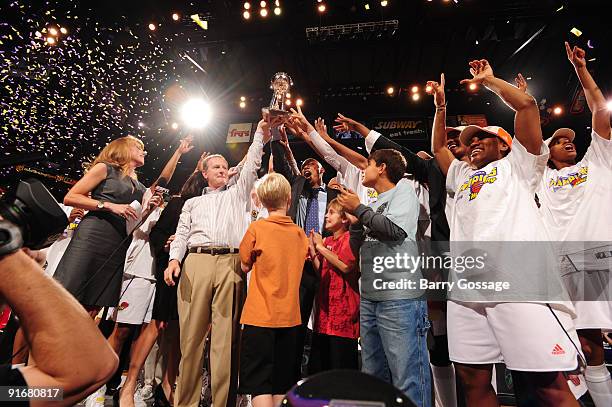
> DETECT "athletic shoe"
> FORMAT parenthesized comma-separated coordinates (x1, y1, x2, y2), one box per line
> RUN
(138, 384, 154, 401)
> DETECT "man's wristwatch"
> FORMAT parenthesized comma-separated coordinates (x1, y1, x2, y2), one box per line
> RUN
(97, 200, 105, 210)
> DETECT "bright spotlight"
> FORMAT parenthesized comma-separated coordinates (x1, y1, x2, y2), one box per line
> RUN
(607, 100, 612, 111)
(260, 8, 268, 17)
(148, 23, 156, 31)
(172, 13, 180, 21)
(286, 92, 291, 98)
(48, 27, 58, 36)
(244, 2, 251, 9)
(138, 122, 145, 128)
(46, 37, 56, 45)
(243, 11, 251, 19)
(171, 122, 179, 130)
(59, 26, 67, 34)
(240, 96, 246, 101)
(411, 85, 419, 93)
(365, 3, 370, 10)
(260, 1, 267, 7)
(381, 1, 388, 6)
(181, 99, 212, 129)
(239, 101, 246, 109)
(412, 93, 420, 101)
(425, 84, 433, 93)
(296, 98, 303, 107)
(285, 99, 292, 106)
(386, 86, 395, 95)
(553, 106, 563, 115)
(469, 83, 478, 91)
(274, 7, 281, 15)
(318, 4, 326, 12)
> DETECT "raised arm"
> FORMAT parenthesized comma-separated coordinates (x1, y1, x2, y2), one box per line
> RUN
(428, 74, 455, 175)
(153, 136, 194, 188)
(565, 42, 611, 139)
(279, 126, 300, 176)
(235, 118, 273, 198)
(332, 114, 371, 170)
(461, 59, 542, 154)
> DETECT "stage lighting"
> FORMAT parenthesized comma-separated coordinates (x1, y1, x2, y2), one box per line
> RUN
(171, 122, 179, 130)
(381, 1, 388, 6)
(607, 100, 612, 111)
(148, 23, 156, 31)
(296, 98, 303, 107)
(386, 86, 395, 95)
(45, 37, 56, 45)
(181, 99, 212, 129)
(286, 92, 291, 98)
(318, 4, 326, 13)
(425, 84, 433, 93)
(244, 2, 251, 9)
(260, 8, 268, 17)
(240, 96, 246, 101)
(138, 122, 145, 128)
(365, 3, 371, 10)
(274, 7, 281, 15)
(59, 26, 67, 34)
(260, 1, 267, 7)
(172, 13, 180, 21)
(285, 99, 292, 106)
(469, 83, 478, 91)
(243, 11, 251, 19)
(412, 93, 420, 101)
(48, 27, 58, 36)
(553, 106, 563, 115)
(239, 101, 246, 109)
(411, 85, 419, 93)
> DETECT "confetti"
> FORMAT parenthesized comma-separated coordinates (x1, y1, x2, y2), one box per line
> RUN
(570, 27, 582, 37)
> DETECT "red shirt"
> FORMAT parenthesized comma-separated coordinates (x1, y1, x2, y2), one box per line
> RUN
(314, 231, 360, 339)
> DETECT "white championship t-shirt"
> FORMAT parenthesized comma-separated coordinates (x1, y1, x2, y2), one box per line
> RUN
(537, 130, 612, 243)
(446, 138, 572, 308)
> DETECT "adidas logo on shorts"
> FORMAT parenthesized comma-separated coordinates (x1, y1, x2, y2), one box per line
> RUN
(551, 344, 566, 355)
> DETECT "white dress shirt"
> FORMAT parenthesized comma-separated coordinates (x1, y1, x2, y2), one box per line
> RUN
(169, 131, 265, 262)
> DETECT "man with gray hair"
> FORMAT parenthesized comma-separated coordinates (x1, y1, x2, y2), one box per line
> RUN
(164, 117, 274, 407)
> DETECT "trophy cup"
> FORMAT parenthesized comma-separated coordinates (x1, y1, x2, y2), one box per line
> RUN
(262, 72, 293, 118)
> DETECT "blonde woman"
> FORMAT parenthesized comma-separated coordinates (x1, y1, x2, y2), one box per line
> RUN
(54, 136, 192, 315)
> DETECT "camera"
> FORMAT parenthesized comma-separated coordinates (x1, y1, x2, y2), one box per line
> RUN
(0, 179, 68, 256)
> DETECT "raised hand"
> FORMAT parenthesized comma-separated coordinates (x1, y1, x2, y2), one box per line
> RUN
(314, 117, 328, 136)
(333, 113, 369, 137)
(460, 59, 494, 86)
(426, 73, 446, 107)
(285, 117, 312, 143)
(515, 73, 528, 93)
(565, 41, 586, 69)
(178, 135, 195, 154)
(278, 125, 290, 147)
(289, 105, 314, 133)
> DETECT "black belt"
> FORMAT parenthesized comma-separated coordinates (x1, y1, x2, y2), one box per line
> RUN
(189, 247, 238, 255)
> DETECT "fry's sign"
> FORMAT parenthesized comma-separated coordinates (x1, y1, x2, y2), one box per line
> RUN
(226, 123, 253, 143)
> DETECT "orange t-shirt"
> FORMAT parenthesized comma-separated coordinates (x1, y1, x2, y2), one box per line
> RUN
(239, 215, 309, 327)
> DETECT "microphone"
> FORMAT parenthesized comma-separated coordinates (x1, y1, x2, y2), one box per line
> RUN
(154, 178, 170, 198)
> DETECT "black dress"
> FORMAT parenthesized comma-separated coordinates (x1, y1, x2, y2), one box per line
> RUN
(149, 196, 185, 321)
(54, 163, 146, 307)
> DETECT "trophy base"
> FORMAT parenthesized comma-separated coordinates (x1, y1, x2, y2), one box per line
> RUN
(262, 107, 291, 118)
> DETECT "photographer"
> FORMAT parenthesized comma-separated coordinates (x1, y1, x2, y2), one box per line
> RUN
(0, 246, 118, 406)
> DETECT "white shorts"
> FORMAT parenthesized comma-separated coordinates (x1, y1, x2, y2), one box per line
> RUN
(447, 301, 581, 372)
(108, 274, 156, 325)
(573, 301, 612, 331)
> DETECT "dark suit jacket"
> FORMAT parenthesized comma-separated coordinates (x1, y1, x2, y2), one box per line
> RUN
(371, 136, 450, 242)
(271, 141, 339, 237)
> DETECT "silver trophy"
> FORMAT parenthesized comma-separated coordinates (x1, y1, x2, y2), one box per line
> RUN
(262, 72, 293, 118)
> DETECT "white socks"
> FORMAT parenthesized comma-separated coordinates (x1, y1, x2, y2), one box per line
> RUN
(584, 363, 612, 407)
(431, 364, 457, 407)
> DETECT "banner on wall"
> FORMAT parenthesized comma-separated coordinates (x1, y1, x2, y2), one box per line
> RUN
(368, 118, 429, 141)
(226, 123, 253, 143)
(456, 114, 488, 127)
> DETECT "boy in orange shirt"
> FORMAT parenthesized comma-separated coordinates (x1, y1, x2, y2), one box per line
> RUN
(238, 173, 309, 407)
(308, 198, 360, 373)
